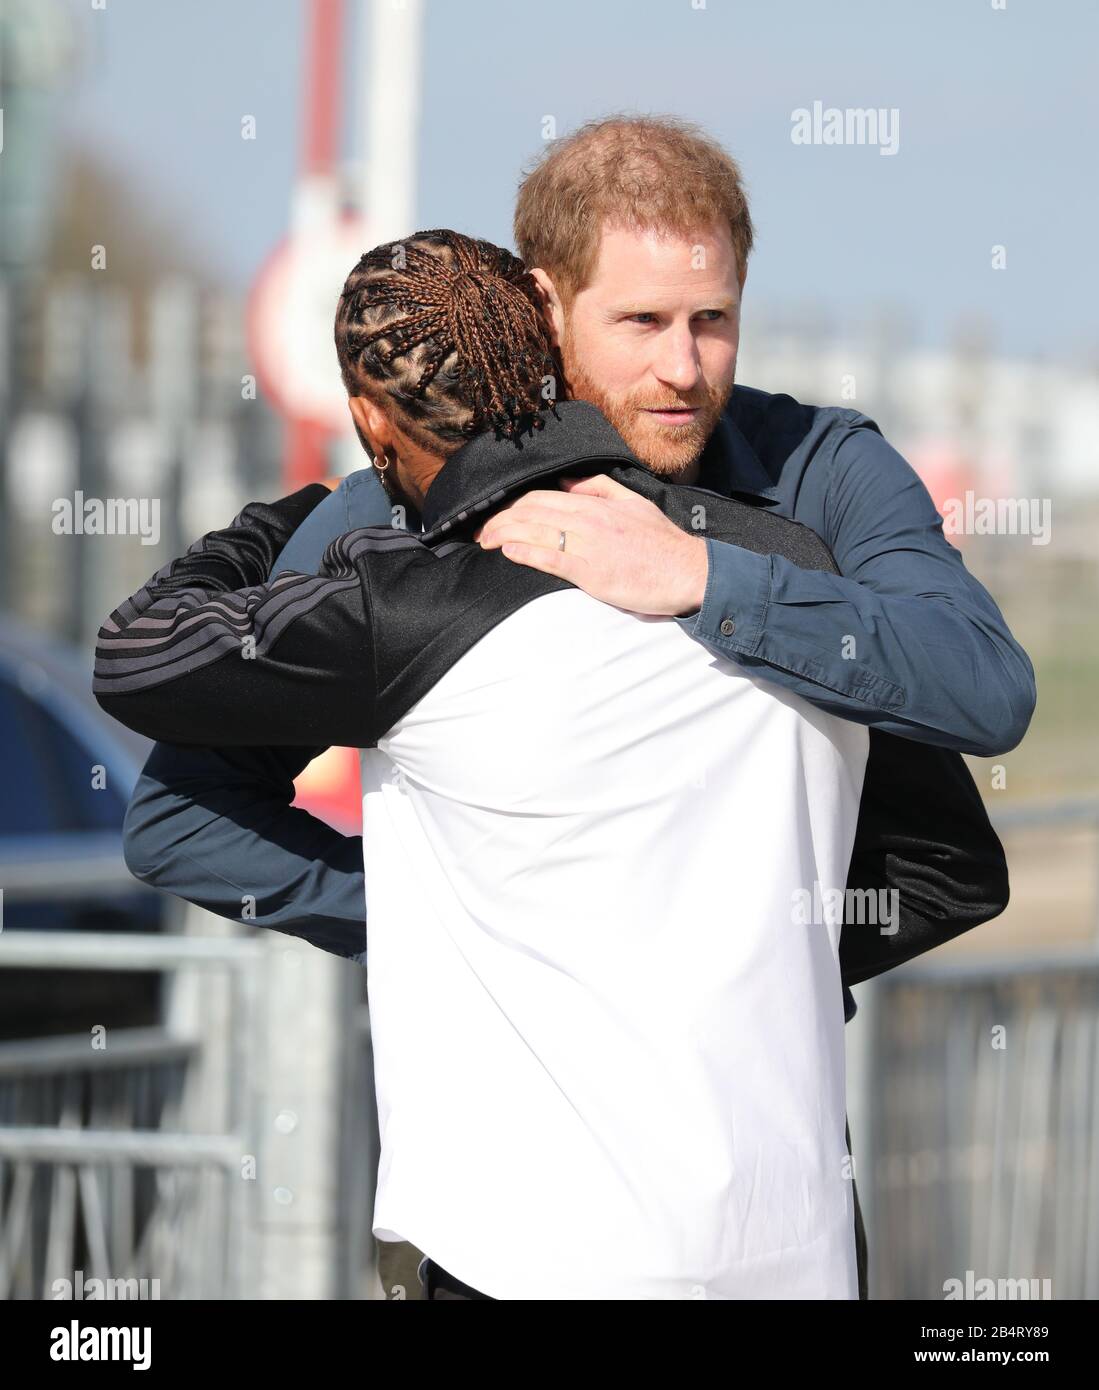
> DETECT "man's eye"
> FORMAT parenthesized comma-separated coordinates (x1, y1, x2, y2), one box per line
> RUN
(628, 313, 658, 324)
(697, 310, 725, 321)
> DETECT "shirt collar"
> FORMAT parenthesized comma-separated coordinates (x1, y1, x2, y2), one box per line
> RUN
(696, 399, 781, 505)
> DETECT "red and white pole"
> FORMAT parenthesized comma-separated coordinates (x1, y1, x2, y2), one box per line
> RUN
(285, 0, 345, 490)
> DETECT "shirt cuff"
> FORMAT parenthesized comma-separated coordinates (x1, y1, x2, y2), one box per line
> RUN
(674, 537, 771, 657)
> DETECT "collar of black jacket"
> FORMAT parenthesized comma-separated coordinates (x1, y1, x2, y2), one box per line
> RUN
(419, 402, 638, 539)
(419, 395, 779, 539)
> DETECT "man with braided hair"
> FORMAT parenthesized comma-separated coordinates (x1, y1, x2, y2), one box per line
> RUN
(335, 230, 562, 462)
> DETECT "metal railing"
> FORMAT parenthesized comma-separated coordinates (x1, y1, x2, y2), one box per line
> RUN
(861, 953, 1099, 1300)
(0, 929, 265, 1300)
(852, 796, 1099, 1300)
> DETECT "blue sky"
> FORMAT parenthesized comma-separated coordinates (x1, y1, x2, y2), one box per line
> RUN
(53, 0, 1098, 360)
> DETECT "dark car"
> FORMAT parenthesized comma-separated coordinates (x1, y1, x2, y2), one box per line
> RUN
(0, 615, 170, 1040)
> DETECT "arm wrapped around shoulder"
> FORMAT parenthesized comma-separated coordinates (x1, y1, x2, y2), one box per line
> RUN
(92, 486, 380, 748)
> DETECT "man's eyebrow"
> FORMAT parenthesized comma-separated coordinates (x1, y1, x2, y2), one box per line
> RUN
(607, 298, 738, 316)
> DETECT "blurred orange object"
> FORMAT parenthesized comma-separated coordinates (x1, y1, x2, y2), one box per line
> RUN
(293, 745, 362, 833)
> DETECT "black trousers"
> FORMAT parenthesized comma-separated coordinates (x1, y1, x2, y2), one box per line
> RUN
(423, 1122, 870, 1300)
(422, 1258, 494, 1300)
(848, 1116, 870, 1301)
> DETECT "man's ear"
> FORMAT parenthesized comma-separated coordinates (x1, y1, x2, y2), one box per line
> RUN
(348, 395, 391, 459)
(529, 268, 566, 347)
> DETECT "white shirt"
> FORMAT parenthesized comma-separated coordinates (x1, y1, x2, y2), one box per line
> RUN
(361, 586, 869, 1299)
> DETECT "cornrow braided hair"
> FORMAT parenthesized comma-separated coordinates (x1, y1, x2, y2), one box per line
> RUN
(334, 229, 563, 454)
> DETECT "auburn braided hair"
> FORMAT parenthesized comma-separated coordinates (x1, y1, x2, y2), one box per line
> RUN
(334, 229, 563, 454)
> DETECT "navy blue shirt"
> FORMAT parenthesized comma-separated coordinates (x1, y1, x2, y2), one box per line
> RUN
(121, 388, 1035, 1021)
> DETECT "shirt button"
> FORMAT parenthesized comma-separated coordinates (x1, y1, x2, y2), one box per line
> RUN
(720, 617, 736, 636)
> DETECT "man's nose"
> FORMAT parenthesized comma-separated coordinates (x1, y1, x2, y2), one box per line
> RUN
(651, 327, 702, 393)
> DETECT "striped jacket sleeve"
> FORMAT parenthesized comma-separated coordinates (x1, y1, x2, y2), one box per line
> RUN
(94, 486, 383, 749)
